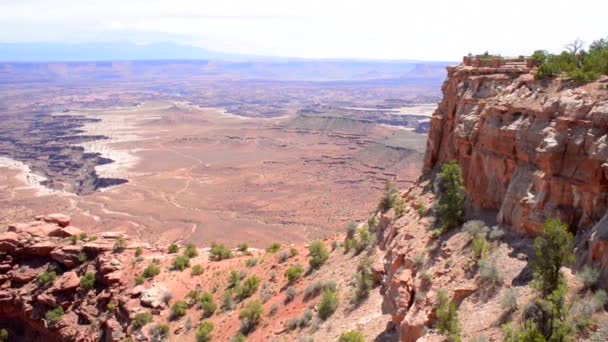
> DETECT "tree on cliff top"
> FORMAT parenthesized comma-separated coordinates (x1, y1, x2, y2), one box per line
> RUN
(435, 161, 465, 233)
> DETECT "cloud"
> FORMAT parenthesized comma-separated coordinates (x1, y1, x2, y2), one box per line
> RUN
(0, 0, 606, 60)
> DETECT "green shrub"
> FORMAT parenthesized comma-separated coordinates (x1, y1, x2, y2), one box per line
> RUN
(231, 333, 246, 342)
(378, 181, 403, 214)
(237, 275, 260, 300)
(135, 275, 145, 285)
(536, 62, 561, 79)
(191, 264, 204, 276)
(239, 300, 263, 334)
(355, 225, 372, 253)
(135, 247, 143, 257)
(472, 235, 489, 260)
(266, 243, 281, 253)
(339, 331, 365, 342)
(184, 243, 199, 258)
(354, 256, 373, 301)
(199, 292, 217, 318)
(45, 306, 64, 324)
(308, 241, 329, 269)
(106, 301, 117, 312)
(168, 244, 179, 253)
(196, 321, 214, 342)
(317, 289, 339, 320)
(568, 68, 599, 84)
(436, 290, 461, 342)
(113, 238, 127, 253)
(462, 220, 489, 238)
(245, 258, 258, 267)
(277, 251, 289, 263)
(284, 265, 305, 283)
(304, 281, 337, 300)
(532, 219, 574, 296)
(171, 300, 188, 320)
(412, 253, 426, 270)
(237, 243, 248, 253)
(344, 238, 355, 254)
(172, 255, 190, 271)
(435, 161, 465, 232)
(290, 247, 299, 257)
(577, 265, 600, 289)
(268, 303, 279, 316)
(210, 243, 232, 261)
(420, 271, 433, 284)
(477, 256, 502, 287)
(0, 329, 8, 342)
(36, 270, 57, 287)
(285, 286, 296, 303)
(345, 222, 358, 239)
(77, 252, 88, 263)
(79, 272, 96, 290)
(142, 263, 160, 278)
(501, 288, 518, 313)
(150, 324, 170, 340)
(221, 290, 235, 311)
(286, 310, 313, 330)
(228, 270, 245, 288)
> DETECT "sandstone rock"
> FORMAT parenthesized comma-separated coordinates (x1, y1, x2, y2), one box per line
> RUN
(105, 318, 124, 342)
(102, 271, 124, 286)
(22, 241, 58, 256)
(52, 271, 80, 292)
(11, 267, 39, 283)
(37, 292, 57, 306)
(36, 213, 71, 228)
(49, 225, 84, 238)
(0, 232, 20, 253)
(140, 284, 170, 309)
(51, 245, 84, 268)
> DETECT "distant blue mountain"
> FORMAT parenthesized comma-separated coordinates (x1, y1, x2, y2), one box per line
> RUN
(0, 42, 246, 62)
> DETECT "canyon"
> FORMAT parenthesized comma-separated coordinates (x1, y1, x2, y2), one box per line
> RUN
(1, 60, 608, 342)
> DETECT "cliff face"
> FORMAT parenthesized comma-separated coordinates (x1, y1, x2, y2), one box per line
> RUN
(425, 64, 608, 235)
(423, 64, 608, 274)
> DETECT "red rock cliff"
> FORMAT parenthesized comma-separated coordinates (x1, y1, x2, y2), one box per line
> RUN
(425, 64, 608, 235)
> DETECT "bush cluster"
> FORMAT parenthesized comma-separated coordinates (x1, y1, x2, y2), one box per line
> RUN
(434, 161, 465, 233)
(210, 243, 232, 261)
(308, 241, 329, 269)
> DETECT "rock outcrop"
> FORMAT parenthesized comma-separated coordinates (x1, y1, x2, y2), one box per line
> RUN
(423, 63, 608, 276)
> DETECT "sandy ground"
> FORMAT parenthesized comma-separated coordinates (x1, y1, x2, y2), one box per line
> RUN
(0, 102, 423, 247)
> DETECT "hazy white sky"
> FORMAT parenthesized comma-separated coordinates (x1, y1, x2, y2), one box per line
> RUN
(0, 0, 606, 60)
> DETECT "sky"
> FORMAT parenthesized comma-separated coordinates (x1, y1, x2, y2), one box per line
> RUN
(0, 0, 606, 61)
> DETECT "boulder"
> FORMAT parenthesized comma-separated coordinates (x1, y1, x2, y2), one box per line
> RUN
(22, 241, 58, 256)
(51, 245, 84, 268)
(0, 232, 21, 253)
(140, 284, 170, 309)
(52, 271, 80, 293)
(36, 213, 71, 228)
(11, 267, 39, 283)
(49, 225, 84, 238)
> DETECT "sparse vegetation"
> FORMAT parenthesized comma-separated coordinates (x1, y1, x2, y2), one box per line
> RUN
(79, 272, 96, 290)
(135, 274, 145, 285)
(239, 300, 263, 335)
(435, 161, 465, 233)
(533, 38, 608, 83)
(378, 181, 405, 216)
(354, 256, 373, 301)
(168, 244, 179, 253)
(236, 275, 260, 300)
(436, 289, 461, 342)
(170, 300, 188, 320)
(150, 324, 170, 341)
(277, 251, 289, 263)
(269, 303, 279, 316)
(501, 288, 518, 314)
(285, 286, 297, 303)
(221, 290, 236, 311)
(266, 243, 281, 253)
(344, 238, 355, 254)
(210, 243, 232, 261)
(132, 312, 153, 329)
(113, 237, 127, 253)
(45, 306, 64, 324)
(472, 235, 489, 260)
(199, 292, 217, 318)
(245, 258, 258, 267)
(577, 265, 600, 290)
(284, 265, 305, 283)
(308, 241, 329, 269)
(346, 221, 357, 239)
(135, 246, 143, 257)
(317, 289, 339, 320)
(477, 256, 502, 287)
(504, 219, 575, 341)
(196, 321, 214, 342)
(412, 252, 426, 270)
(143, 263, 161, 278)
(191, 264, 204, 276)
(304, 280, 337, 300)
(339, 331, 365, 342)
(184, 243, 199, 258)
(172, 255, 190, 271)
(36, 270, 57, 287)
(286, 310, 313, 331)
(0, 329, 7, 342)
(237, 243, 249, 253)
